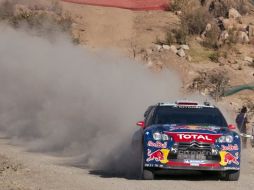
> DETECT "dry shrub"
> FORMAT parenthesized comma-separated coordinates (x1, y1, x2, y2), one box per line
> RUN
(190, 69, 230, 100)
(169, 0, 201, 12)
(166, 25, 188, 45)
(208, 0, 251, 17)
(0, 0, 73, 34)
(169, 0, 188, 11)
(208, 51, 219, 62)
(181, 7, 213, 35)
(0, 0, 16, 19)
(203, 24, 221, 49)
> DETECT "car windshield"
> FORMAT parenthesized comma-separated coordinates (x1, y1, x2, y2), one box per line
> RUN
(153, 106, 228, 127)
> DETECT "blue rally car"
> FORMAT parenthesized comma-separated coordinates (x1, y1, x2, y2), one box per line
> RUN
(135, 101, 241, 181)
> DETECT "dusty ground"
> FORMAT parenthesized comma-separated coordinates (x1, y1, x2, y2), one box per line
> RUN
(1, 1, 254, 190)
(0, 134, 254, 190)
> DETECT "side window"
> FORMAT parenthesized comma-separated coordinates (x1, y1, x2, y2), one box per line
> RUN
(145, 107, 156, 127)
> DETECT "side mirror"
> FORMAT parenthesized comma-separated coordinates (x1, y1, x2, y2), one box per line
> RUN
(136, 121, 145, 129)
(228, 124, 236, 130)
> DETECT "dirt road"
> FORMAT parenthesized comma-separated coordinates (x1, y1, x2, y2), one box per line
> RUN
(1, 134, 254, 190)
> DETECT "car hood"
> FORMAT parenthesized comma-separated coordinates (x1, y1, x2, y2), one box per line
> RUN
(146, 124, 231, 143)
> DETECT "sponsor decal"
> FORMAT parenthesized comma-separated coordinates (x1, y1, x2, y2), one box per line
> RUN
(146, 149, 170, 164)
(224, 167, 240, 170)
(147, 141, 167, 148)
(219, 151, 239, 166)
(144, 163, 154, 167)
(165, 132, 222, 143)
(221, 144, 239, 151)
(184, 160, 206, 165)
(168, 125, 219, 132)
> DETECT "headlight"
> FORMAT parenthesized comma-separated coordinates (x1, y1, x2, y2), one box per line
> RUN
(153, 132, 169, 141)
(153, 132, 162, 141)
(218, 135, 234, 143)
(162, 134, 169, 141)
(225, 135, 234, 143)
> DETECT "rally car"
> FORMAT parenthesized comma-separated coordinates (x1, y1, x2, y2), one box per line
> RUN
(134, 101, 241, 181)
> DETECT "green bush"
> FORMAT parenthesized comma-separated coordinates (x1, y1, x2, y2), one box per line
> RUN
(208, 52, 219, 63)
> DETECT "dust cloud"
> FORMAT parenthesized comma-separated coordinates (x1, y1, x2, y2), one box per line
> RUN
(0, 24, 181, 177)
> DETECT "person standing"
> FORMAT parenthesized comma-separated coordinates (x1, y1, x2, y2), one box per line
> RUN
(236, 106, 248, 149)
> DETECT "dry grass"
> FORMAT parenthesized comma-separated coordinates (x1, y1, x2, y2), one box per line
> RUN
(181, 7, 213, 35)
(0, 0, 73, 35)
(188, 40, 216, 62)
(189, 69, 230, 100)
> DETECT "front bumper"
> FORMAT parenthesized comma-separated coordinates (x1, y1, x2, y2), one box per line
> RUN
(144, 160, 240, 171)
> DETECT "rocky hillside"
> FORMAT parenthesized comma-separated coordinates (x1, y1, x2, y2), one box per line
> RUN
(0, 0, 253, 130)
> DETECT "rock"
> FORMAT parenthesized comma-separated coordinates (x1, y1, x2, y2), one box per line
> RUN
(201, 23, 212, 38)
(220, 30, 229, 41)
(170, 45, 178, 54)
(235, 24, 248, 32)
(187, 55, 192, 62)
(228, 8, 241, 20)
(244, 56, 253, 63)
(146, 48, 153, 55)
(196, 36, 204, 42)
(180, 44, 190, 50)
(218, 57, 226, 65)
(237, 31, 250, 43)
(175, 11, 182, 16)
(222, 18, 237, 30)
(205, 23, 212, 32)
(155, 44, 162, 51)
(177, 49, 186, 57)
(162, 45, 170, 50)
(248, 25, 254, 37)
(147, 60, 154, 67)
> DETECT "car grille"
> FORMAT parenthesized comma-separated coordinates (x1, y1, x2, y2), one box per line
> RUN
(178, 142, 212, 151)
(168, 141, 220, 161)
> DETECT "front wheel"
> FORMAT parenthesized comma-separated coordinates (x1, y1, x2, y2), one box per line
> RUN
(221, 170, 240, 181)
(143, 169, 154, 180)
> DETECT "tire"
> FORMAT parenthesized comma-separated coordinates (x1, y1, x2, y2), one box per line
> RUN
(222, 170, 240, 181)
(139, 149, 144, 179)
(143, 169, 154, 180)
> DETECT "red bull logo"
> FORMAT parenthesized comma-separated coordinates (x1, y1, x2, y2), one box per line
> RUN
(220, 151, 239, 166)
(146, 149, 170, 164)
(221, 144, 239, 151)
(147, 141, 167, 148)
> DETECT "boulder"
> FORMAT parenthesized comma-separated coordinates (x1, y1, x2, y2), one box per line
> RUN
(220, 30, 229, 41)
(205, 23, 212, 32)
(162, 45, 170, 50)
(244, 56, 253, 63)
(235, 24, 248, 32)
(187, 55, 192, 62)
(170, 45, 178, 54)
(155, 44, 162, 51)
(201, 23, 212, 38)
(248, 25, 254, 38)
(196, 36, 204, 42)
(180, 44, 190, 50)
(228, 8, 241, 20)
(222, 18, 237, 30)
(177, 49, 186, 57)
(175, 11, 182, 16)
(237, 31, 250, 43)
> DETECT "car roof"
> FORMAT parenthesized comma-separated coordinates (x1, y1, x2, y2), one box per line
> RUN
(154, 100, 215, 109)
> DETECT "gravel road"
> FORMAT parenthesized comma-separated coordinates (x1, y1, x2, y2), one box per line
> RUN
(1, 135, 254, 190)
